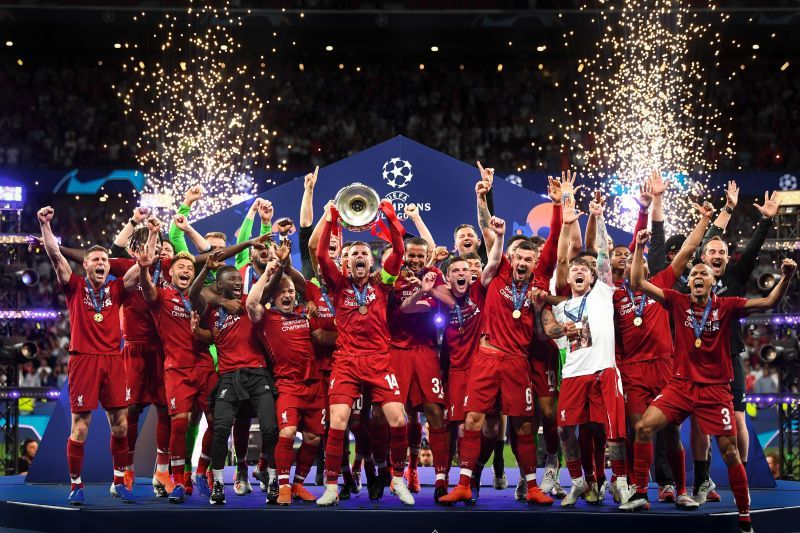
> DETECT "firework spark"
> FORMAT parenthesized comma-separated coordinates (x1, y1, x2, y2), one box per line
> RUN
(562, 0, 735, 235)
(116, 1, 275, 218)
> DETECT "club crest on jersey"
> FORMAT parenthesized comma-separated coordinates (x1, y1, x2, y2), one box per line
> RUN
(170, 398, 176, 410)
(463, 395, 468, 407)
(281, 411, 288, 424)
(125, 388, 131, 402)
(77, 394, 83, 407)
(329, 378, 335, 390)
(219, 388, 227, 399)
(560, 409, 566, 421)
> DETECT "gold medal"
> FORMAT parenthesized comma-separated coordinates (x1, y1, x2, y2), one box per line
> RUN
(633, 316, 643, 327)
(358, 305, 368, 315)
(512, 309, 521, 319)
(458, 327, 464, 334)
(695, 338, 702, 348)
(265, 303, 271, 310)
(94, 312, 103, 323)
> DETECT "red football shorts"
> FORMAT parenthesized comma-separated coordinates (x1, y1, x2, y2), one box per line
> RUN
(123, 342, 166, 406)
(68, 354, 127, 413)
(446, 367, 471, 423)
(164, 365, 218, 415)
(558, 367, 626, 440)
(620, 358, 673, 417)
(390, 346, 445, 408)
(463, 347, 534, 417)
(650, 379, 736, 436)
(529, 341, 559, 399)
(328, 352, 402, 406)
(275, 380, 326, 435)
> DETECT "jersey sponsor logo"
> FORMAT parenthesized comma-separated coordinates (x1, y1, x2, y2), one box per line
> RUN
(682, 307, 721, 334)
(281, 317, 310, 333)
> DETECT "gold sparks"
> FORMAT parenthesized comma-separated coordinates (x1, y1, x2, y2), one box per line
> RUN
(563, 0, 734, 236)
(119, 0, 273, 219)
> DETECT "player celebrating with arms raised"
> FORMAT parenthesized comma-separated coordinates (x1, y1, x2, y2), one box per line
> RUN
(37, 206, 134, 505)
(622, 229, 796, 533)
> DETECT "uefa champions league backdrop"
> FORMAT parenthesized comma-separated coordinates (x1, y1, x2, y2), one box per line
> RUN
(192, 136, 633, 260)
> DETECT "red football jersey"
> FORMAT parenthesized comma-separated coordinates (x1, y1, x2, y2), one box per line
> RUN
(389, 267, 445, 349)
(305, 280, 336, 372)
(63, 273, 126, 356)
(110, 258, 172, 343)
(150, 287, 214, 369)
(258, 310, 320, 384)
(443, 282, 485, 369)
(481, 256, 549, 357)
(326, 272, 395, 357)
(613, 268, 677, 366)
(203, 295, 266, 373)
(239, 263, 263, 295)
(661, 289, 747, 384)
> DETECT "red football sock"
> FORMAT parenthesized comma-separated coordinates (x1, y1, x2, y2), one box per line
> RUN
(370, 420, 389, 472)
(232, 417, 250, 467)
(667, 448, 687, 493)
(294, 440, 318, 483)
(566, 459, 583, 480)
(389, 425, 409, 478)
(728, 463, 751, 524)
(626, 438, 635, 479)
(633, 441, 653, 495)
(429, 426, 451, 485)
(609, 439, 627, 478)
(67, 438, 85, 490)
(110, 434, 129, 485)
(407, 418, 422, 472)
(579, 427, 596, 483)
(516, 433, 539, 488)
(542, 417, 559, 456)
(156, 409, 171, 462)
(169, 417, 188, 487)
(324, 428, 346, 484)
(126, 412, 139, 467)
(196, 427, 212, 475)
(457, 429, 481, 487)
(275, 436, 295, 486)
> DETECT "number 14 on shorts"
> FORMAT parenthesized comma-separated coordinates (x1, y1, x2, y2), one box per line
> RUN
(384, 373, 399, 392)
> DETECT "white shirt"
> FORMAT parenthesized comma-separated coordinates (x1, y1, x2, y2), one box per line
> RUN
(553, 281, 616, 379)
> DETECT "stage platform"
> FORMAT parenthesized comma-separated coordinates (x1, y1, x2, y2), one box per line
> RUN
(1, 468, 798, 533)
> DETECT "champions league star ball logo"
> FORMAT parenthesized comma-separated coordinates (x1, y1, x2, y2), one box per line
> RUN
(382, 157, 413, 188)
(779, 174, 798, 191)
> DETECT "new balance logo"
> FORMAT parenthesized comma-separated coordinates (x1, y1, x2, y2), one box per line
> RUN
(724, 424, 732, 431)
(654, 394, 663, 402)
(77, 395, 83, 407)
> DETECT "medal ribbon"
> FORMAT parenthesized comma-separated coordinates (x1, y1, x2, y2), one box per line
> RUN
(351, 281, 370, 309)
(216, 306, 228, 331)
(176, 288, 192, 312)
(320, 284, 336, 317)
(563, 293, 589, 323)
(511, 281, 530, 313)
(152, 261, 162, 286)
(84, 277, 108, 314)
(689, 296, 714, 345)
(623, 280, 646, 321)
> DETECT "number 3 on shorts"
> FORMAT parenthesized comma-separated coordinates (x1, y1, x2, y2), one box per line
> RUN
(721, 407, 731, 426)
(431, 378, 441, 395)
(384, 373, 399, 391)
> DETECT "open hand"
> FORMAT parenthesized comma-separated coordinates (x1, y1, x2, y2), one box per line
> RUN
(650, 170, 670, 197)
(725, 180, 739, 209)
(753, 190, 780, 218)
(205, 249, 226, 271)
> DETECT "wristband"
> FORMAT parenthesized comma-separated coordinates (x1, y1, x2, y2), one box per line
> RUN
(129, 218, 137, 227)
(723, 206, 734, 214)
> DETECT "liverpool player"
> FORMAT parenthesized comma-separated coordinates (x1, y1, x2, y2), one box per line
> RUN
(390, 224, 454, 500)
(440, 216, 554, 506)
(314, 200, 415, 507)
(534, 197, 629, 507)
(246, 251, 325, 506)
(38, 206, 134, 505)
(613, 201, 715, 509)
(623, 230, 795, 533)
(134, 239, 218, 503)
(189, 250, 279, 506)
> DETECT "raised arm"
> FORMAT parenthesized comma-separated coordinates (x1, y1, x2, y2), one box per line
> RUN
(300, 167, 318, 228)
(380, 201, 405, 278)
(476, 162, 495, 251)
(648, 171, 668, 273)
(189, 250, 224, 316)
(136, 252, 158, 303)
(114, 207, 149, 250)
(316, 204, 344, 290)
(731, 190, 780, 283)
(592, 200, 614, 287)
(38, 207, 71, 285)
(630, 230, 665, 303)
(670, 202, 713, 277)
(480, 216, 506, 287)
(234, 198, 263, 269)
(584, 190, 601, 253)
(535, 186, 564, 280)
(172, 214, 211, 255)
(556, 195, 580, 290)
(744, 259, 797, 312)
(246, 259, 280, 324)
(169, 185, 202, 254)
(404, 204, 436, 250)
(629, 181, 653, 252)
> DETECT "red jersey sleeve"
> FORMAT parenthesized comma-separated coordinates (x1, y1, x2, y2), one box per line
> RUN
(535, 204, 562, 280)
(721, 296, 748, 320)
(629, 209, 649, 252)
(660, 287, 679, 311)
(109, 258, 134, 278)
(649, 266, 677, 290)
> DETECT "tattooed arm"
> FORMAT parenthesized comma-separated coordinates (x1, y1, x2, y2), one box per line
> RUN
(592, 201, 613, 288)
